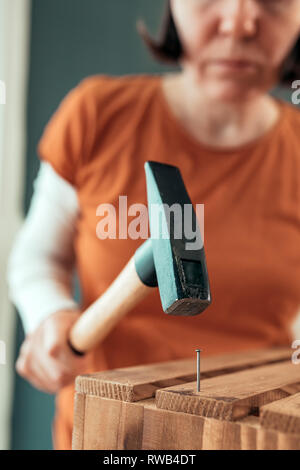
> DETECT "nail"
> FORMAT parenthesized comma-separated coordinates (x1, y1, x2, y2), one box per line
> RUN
(195, 349, 202, 392)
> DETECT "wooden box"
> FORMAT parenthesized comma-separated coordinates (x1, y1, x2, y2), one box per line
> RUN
(72, 347, 300, 450)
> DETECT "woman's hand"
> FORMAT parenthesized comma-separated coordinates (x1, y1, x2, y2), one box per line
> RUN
(16, 309, 91, 394)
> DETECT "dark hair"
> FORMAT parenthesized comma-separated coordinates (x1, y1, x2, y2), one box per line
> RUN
(138, 1, 300, 86)
(137, 2, 182, 65)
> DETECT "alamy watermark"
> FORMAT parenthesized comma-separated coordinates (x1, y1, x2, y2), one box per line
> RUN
(0, 80, 6, 105)
(291, 340, 300, 365)
(291, 80, 300, 105)
(0, 340, 6, 365)
(96, 198, 205, 250)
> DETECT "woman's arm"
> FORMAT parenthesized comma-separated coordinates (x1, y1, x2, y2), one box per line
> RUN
(6, 161, 80, 334)
(6, 162, 90, 393)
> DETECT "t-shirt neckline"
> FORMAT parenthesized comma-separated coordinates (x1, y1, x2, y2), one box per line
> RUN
(154, 74, 288, 156)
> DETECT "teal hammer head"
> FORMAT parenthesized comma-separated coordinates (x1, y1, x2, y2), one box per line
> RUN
(135, 161, 211, 316)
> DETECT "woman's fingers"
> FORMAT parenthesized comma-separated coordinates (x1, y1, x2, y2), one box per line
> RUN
(16, 351, 56, 393)
(16, 341, 90, 393)
(16, 349, 76, 393)
(15, 309, 92, 393)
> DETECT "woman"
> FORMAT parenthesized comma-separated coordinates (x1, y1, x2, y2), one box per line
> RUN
(7, 0, 300, 449)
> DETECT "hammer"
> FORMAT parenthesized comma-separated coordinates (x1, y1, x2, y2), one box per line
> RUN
(69, 161, 211, 355)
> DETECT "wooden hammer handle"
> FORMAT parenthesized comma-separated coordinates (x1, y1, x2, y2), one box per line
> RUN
(69, 256, 152, 354)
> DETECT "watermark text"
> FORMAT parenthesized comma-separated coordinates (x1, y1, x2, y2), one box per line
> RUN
(0, 341, 6, 365)
(96, 198, 205, 250)
(0, 80, 6, 105)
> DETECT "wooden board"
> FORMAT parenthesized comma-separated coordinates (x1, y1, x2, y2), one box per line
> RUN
(72, 347, 300, 450)
(156, 361, 300, 420)
(260, 392, 300, 434)
(75, 347, 290, 402)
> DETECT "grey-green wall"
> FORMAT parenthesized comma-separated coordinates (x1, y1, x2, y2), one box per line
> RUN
(12, 0, 172, 450)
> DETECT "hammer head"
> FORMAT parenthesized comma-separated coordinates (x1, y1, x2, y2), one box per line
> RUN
(145, 161, 211, 316)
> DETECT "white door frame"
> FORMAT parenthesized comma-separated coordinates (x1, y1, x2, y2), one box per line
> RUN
(0, 0, 31, 450)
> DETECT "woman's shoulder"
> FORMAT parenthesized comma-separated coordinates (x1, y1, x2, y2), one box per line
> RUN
(276, 98, 300, 144)
(69, 73, 162, 128)
(278, 97, 300, 124)
(77, 73, 161, 104)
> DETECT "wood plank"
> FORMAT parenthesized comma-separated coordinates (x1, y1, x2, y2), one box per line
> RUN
(199, 347, 291, 378)
(156, 361, 300, 421)
(72, 394, 300, 450)
(83, 396, 144, 450)
(75, 347, 291, 402)
(142, 407, 299, 450)
(260, 392, 300, 434)
(72, 393, 85, 450)
(142, 399, 243, 450)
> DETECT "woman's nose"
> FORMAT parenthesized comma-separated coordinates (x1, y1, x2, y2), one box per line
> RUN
(218, 0, 259, 39)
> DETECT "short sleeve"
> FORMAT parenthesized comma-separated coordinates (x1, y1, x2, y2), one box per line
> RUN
(37, 77, 98, 186)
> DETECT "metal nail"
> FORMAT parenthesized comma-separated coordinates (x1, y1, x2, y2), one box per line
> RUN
(195, 349, 203, 392)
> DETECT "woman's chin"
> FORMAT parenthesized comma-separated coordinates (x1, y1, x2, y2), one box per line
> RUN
(204, 81, 261, 104)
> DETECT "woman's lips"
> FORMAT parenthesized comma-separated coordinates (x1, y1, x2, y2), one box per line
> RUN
(207, 59, 257, 72)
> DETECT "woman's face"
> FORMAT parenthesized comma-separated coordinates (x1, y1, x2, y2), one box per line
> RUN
(171, 0, 300, 102)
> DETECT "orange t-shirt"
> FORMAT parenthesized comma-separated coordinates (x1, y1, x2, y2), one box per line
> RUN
(37, 74, 300, 449)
